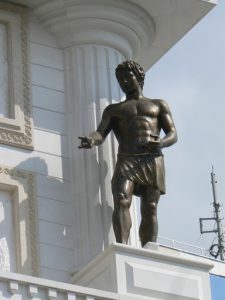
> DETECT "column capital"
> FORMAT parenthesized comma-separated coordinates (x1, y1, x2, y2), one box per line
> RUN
(10, 0, 216, 70)
(33, 0, 155, 65)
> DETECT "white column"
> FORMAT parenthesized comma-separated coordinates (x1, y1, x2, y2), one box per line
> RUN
(65, 44, 137, 267)
(33, 0, 156, 270)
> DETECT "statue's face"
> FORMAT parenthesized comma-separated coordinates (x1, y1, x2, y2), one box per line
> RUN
(117, 68, 140, 94)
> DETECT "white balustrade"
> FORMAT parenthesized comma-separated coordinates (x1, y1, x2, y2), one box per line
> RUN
(0, 271, 119, 300)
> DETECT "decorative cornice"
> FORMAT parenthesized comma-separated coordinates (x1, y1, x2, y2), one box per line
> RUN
(33, 0, 155, 62)
(5, 0, 216, 70)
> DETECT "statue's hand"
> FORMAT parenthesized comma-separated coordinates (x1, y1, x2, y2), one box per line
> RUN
(148, 134, 162, 151)
(78, 136, 94, 149)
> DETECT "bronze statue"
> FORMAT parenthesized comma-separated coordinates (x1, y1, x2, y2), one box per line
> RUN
(79, 61, 177, 247)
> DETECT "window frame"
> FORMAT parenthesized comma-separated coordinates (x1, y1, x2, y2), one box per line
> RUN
(0, 165, 39, 276)
(0, 3, 33, 149)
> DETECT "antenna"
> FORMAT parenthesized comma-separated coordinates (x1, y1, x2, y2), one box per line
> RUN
(199, 166, 224, 260)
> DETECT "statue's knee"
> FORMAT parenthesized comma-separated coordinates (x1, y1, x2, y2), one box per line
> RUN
(120, 198, 131, 209)
(114, 193, 130, 209)
(147, 202, 157, 214)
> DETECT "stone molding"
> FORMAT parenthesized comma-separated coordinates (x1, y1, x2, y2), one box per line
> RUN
(33, 0, 155, 62)
(0, 165, 39, 276)
(0, 2, 33, 149)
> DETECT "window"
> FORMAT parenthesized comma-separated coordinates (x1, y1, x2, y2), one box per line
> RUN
(0, 165, 39, 276)
(0, 3, 33, 149)
(0, 191, 16, 271)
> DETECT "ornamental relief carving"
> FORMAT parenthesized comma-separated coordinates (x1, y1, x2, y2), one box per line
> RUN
(0, 3, 33, 149)
(0, 237, 10, 271)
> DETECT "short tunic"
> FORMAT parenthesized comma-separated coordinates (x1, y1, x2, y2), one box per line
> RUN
(111, 153, 165, 195)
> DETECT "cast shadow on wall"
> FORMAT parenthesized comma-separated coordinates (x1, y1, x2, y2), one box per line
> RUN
(73, 150, 114, 267)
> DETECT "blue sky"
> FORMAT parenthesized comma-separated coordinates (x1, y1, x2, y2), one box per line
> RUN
(210, 275, 225, 300)
(144, 0, 225, 253)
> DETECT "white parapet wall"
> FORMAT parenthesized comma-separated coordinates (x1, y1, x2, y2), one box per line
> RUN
(1, 244, 224, 300)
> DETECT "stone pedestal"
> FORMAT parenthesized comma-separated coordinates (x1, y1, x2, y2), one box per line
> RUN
(71, 243, 214, 300)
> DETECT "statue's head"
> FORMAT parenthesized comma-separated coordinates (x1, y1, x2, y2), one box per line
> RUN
(115, 60, 145, 90)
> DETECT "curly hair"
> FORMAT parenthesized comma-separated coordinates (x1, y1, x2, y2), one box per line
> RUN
(115, 60, 145, 89)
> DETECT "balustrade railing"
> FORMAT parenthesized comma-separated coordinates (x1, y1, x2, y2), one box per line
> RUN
(0, 271, 119, 300)
(158, 236, 210, 257)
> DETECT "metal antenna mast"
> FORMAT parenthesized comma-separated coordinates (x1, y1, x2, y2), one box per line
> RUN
(199, 167, 224, 260)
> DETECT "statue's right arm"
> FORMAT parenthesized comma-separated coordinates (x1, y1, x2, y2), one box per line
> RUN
(79, 105, 112, 148)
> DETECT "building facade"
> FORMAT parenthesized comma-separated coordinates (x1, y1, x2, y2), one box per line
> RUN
(0, 0, 224, 299)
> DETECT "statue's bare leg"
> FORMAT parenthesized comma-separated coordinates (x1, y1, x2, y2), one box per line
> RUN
(112, 177, 134, 244)
(139, 186, 160, 247)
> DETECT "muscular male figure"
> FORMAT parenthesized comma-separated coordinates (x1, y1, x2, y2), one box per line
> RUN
(79, 61, 177, 247)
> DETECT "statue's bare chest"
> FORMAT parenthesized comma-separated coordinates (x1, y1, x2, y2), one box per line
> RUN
(113, 99, 159, 119)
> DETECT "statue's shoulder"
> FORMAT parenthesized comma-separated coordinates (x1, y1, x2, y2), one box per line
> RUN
(149, 98, 166, 104)
(150, 98, 170, 110)
(103, 102, 120, 115)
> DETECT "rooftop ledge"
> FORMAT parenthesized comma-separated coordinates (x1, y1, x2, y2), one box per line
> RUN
(5, 0, 216, 70)
(0, 243, 224, 300)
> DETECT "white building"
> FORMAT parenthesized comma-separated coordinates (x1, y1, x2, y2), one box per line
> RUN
(0, 0, 224, 299)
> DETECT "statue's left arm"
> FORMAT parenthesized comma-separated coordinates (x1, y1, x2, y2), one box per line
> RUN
(159, 100, 178, 148)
